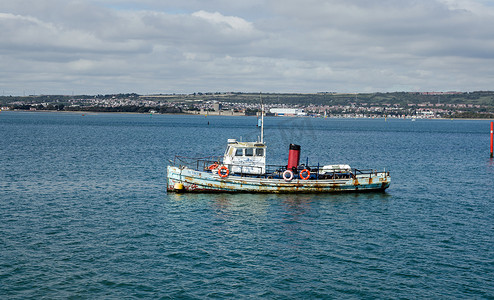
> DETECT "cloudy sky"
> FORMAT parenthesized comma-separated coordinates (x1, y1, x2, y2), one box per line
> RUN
(1, 0, 494, 95)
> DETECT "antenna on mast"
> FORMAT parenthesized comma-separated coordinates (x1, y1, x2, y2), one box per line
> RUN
(260, 92, 264, 143)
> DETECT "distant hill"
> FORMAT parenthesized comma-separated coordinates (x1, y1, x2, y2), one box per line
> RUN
(2, 91, 494, 107)
(2, 92, 494, 118)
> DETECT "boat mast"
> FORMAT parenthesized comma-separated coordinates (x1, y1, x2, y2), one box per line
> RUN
(260, 93, 264, 143)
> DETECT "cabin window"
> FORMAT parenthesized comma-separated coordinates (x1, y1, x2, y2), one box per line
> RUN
(256, 148, 264, 156)
(235, 148, 243, 156)
(245, 148, 254, 156)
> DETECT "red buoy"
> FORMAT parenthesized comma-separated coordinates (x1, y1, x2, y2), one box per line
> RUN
(490, 122, 493, 158)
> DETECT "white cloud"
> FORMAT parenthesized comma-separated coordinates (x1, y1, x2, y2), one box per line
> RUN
(1, 0, 494, 94)
(192, 10, 254, 33)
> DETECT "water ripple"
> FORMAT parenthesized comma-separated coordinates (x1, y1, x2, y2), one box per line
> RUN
(1, 113, 493, 298)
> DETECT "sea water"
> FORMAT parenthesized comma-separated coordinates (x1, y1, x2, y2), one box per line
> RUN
(1, 111, 493, 298)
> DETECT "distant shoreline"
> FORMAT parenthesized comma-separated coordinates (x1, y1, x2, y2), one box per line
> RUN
(3, 109, 494, 121)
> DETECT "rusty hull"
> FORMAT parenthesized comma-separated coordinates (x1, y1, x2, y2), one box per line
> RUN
(167, 166, 390, 193)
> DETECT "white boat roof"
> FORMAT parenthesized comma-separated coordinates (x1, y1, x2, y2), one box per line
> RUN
(227, 139, 265, 147)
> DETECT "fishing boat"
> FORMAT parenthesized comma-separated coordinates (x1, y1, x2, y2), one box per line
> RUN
(166, 100, 390, 193)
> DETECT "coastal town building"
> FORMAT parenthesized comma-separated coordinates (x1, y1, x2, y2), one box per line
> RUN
(269, 108, 307, 116)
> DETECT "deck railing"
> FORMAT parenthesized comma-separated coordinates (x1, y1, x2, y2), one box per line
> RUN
(170, 155, 389, 180)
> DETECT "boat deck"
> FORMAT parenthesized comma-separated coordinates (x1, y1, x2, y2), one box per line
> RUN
(167, 156, 390, 193)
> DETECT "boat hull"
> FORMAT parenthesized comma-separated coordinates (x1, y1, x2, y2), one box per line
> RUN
(167, 166, 390, 193)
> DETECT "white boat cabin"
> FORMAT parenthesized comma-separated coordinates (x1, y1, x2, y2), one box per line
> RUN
(223, 139, 266, 175)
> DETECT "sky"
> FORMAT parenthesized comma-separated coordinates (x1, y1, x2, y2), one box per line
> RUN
(1, 0, 494, 95)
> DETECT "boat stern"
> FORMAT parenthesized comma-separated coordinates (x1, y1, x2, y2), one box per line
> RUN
(167, 165, 185, 192)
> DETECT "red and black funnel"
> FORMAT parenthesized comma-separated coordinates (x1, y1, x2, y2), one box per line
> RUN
(287, 144, 300, 170)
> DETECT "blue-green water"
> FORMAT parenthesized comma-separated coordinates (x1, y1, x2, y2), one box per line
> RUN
(1, 111, 493, 298)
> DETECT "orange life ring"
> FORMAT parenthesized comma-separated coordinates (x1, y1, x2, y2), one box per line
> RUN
(218, 166, 229, 178)
(299, 169, 310, 180)
(208, 163, 219, 170)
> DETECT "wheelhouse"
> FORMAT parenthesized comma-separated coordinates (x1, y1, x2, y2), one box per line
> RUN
(223, 139, 266, 175)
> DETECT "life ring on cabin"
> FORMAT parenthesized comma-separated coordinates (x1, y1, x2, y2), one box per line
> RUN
(283, 170, 294, 181)
(218, 166, 229, 178)
(208, 163, 219, 170)
(299, 169, 310, 180)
